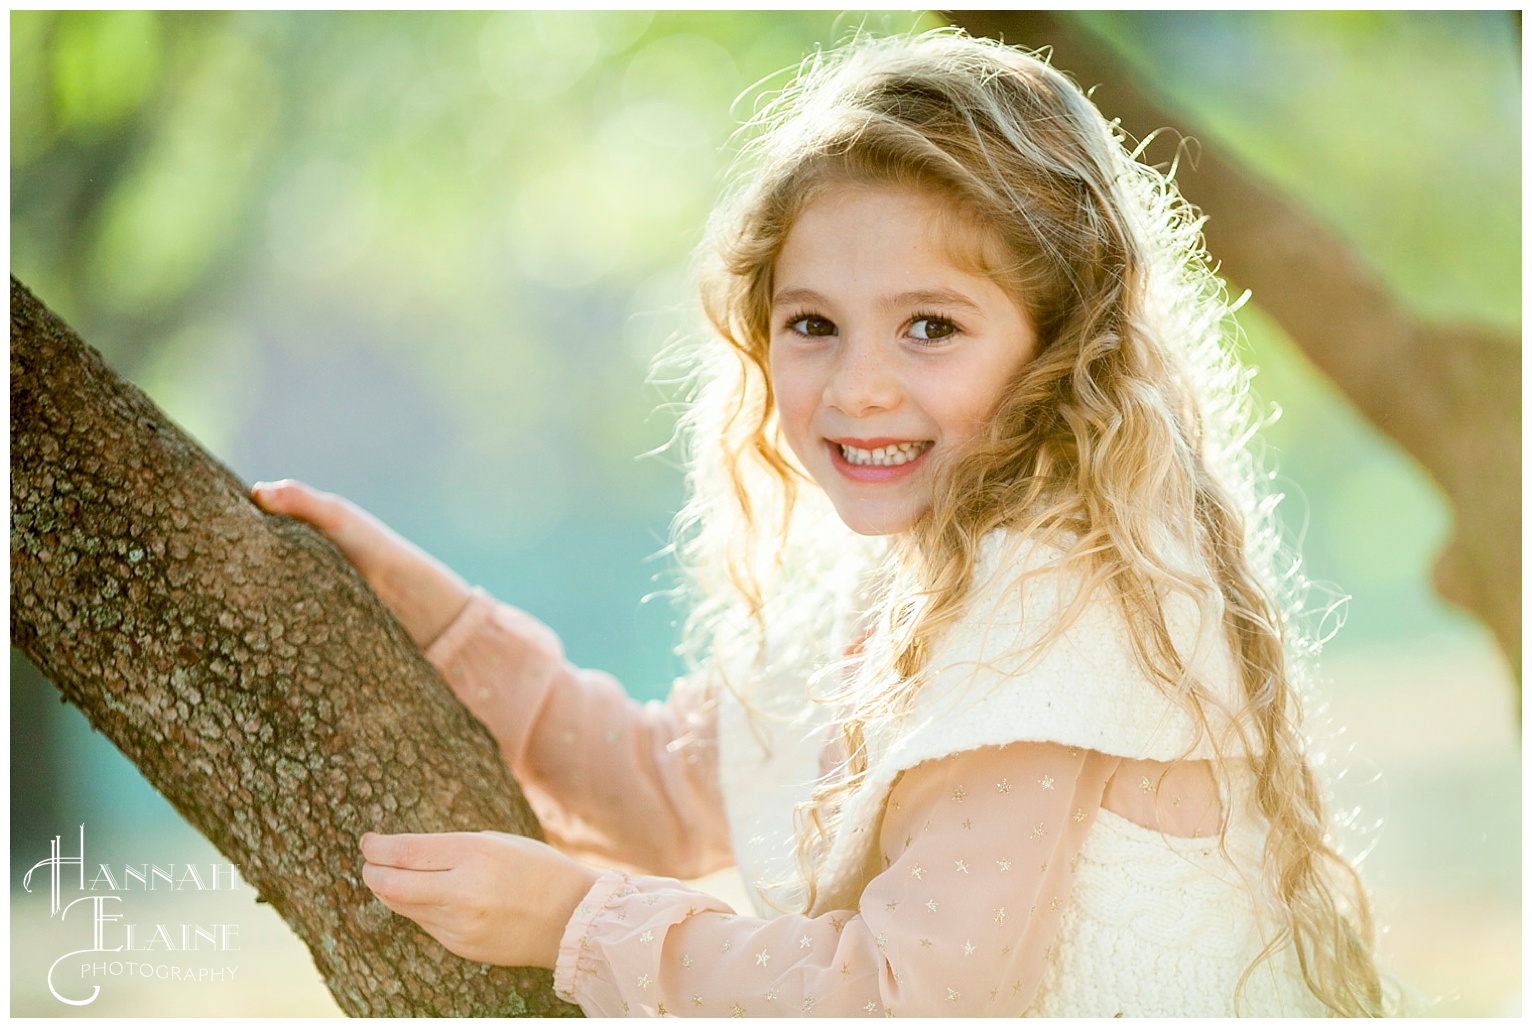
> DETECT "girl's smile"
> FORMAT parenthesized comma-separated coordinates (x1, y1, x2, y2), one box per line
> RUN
(768, 185, 1038, 535)
(827, 437, 932, 482)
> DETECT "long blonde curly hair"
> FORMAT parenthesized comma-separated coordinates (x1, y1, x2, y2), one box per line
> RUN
(669, 28, 1388, 1016)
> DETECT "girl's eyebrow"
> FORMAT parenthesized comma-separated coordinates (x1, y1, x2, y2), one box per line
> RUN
(884, 288, 986, 317)
(770, 286, 986, 317)
(771, 287, 831, 310)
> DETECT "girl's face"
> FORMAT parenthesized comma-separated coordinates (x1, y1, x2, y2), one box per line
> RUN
(768, 185, 1038, 536)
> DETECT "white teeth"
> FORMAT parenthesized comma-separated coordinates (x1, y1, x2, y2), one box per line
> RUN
(838, 441, 930, 466)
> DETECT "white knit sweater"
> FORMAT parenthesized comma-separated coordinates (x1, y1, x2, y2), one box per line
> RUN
(714, 531, 1325, 1016)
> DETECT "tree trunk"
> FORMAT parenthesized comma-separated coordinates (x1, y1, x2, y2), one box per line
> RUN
(9, 277, 580, 1017)
(948, 11, 1521, 683)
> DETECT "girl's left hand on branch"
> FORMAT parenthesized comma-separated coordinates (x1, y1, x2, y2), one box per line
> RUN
(360, 830, 599, 968)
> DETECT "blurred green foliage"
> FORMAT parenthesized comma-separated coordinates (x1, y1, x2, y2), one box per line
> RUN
(1072, 11, 1519, 649)
(1082, 11, 1519, 326)
(9, 11, 1520, 1016)
(14, 10, 1517, 665)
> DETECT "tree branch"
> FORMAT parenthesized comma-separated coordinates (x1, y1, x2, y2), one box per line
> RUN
(10, 277, 580, 1016)
(948, 11, 1520, 679)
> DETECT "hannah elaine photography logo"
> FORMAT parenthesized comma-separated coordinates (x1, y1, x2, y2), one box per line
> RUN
(22, 826, 246, 1006)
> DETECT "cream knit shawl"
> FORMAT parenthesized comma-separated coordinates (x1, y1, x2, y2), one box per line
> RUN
(714, 530, 1320, 1015)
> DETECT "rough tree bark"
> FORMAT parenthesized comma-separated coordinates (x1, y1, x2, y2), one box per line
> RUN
(10, 278, 580, 1017)
(949, 11, 1522, 682)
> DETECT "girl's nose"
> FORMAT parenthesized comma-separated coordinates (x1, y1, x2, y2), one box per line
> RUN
(823, 337, 899, 416)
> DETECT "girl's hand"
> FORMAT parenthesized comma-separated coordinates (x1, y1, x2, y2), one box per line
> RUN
(360, 830, 599, 969)
(251, 479, 470, 649)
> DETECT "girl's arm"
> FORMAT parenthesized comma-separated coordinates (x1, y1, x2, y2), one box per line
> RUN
(554, 740, 1114, 1016)
(359, 742, 1114, 1015)
(426, 590, 734, 880)
(360, 746, 1223, 1014)
(253, 480, 732, 879)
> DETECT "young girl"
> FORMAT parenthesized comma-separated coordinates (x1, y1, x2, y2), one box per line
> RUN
(254, 30, 1390, 1016)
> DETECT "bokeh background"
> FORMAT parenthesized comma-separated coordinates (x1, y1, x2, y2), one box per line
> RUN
(10, 10, 1519, 1017)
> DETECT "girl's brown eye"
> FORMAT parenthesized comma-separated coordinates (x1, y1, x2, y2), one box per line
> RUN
(792, 316, 837, 337)
(910, 317, 957, 341)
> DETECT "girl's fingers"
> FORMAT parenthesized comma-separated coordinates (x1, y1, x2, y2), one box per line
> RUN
(250, 478, 304, 507)
(253, 480, 378, 556)
(251, 479, 339, 526)
(362, 861, 451, 909)
(360, 831, 468, 870)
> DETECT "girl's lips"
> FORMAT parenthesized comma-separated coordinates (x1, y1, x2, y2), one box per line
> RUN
(826, 438, 931, 483)
(831, 437, 920, 450)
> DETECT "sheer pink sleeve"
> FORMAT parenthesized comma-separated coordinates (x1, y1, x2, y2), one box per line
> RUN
(424, 589, 732, 879)
(553, 741, 1117, 1016)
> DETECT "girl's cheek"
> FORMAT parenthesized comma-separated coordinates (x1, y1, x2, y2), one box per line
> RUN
(768, 358, 815, 420)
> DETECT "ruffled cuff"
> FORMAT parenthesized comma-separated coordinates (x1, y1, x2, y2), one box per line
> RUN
(423, 586, 496, 665)
(553, 869, 635, 1007)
